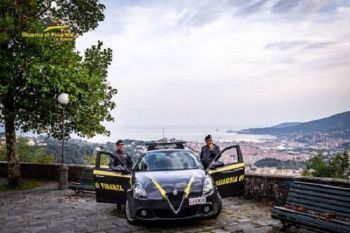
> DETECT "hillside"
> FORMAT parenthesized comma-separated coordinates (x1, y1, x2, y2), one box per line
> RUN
(43, 138, 146, 164)
(240, 111, 350, 135)
(271, 122, 301, 129)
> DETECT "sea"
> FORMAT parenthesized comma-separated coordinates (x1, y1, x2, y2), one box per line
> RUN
(87, 127, 276, 143)
(0, 125, 276, 144)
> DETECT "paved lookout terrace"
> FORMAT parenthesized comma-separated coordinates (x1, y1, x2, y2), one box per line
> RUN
(0, 180, 315, 233)
(2, 163, 349, 233)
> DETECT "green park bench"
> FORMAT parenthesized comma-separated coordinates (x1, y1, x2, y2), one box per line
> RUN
(68, 168, 95, 194)
(271, 181, 350, 233)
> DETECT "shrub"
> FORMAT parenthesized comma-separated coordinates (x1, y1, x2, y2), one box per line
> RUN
(83, 154, 109, 166)
(0, 137, 55, 164)
(303, 151, 349, 179)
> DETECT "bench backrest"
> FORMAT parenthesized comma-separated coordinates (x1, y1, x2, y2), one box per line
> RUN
(78, 168, 94, 185)
(287, 181, 350, 219)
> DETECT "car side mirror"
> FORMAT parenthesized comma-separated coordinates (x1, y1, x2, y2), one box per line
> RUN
(209, 161, 225, 170)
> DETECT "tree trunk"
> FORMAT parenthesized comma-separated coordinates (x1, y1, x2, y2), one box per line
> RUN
(5, 116, 22, 186)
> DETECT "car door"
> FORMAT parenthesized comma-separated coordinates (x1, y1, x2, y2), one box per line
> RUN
(208, 145, 245, 198)
(93, 151, 131, 204)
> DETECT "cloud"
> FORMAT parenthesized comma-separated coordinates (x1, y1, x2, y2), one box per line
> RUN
(304, 41, 337, 49)
(264, 40, 309, 50)
(177, 1, 231, 27)
(76, 0, 350, 137)
(237, 0, 268, 16)
(265, 40, 339, 51)
(272, 0, 302, 14)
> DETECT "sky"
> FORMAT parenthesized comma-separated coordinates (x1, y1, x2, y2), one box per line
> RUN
(76, 0, 350, 132)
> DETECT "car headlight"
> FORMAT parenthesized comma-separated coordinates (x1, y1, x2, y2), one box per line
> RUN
(133, 182, 147, 199)
(202, 177, 214, 196)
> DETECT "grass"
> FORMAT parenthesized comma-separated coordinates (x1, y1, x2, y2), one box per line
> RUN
(0, 181, 40, 192)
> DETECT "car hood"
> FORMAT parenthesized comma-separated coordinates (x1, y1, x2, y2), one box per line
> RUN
(134, 169, 207, 199)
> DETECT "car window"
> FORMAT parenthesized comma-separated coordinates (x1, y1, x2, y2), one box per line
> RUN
(218, 147, 239, 165)
(136, 150, 201, 171)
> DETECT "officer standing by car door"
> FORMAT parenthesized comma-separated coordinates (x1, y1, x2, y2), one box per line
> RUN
(108, 140, 132, 213)
(109, 140, 132, 172)
(200, 135, 221, 169)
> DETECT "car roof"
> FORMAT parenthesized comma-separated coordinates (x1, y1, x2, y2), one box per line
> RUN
(144, 148, 192, 155)
(146, 141, 186, 151)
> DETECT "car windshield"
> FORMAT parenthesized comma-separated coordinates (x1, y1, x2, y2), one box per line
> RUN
(136, 150, 201, 171)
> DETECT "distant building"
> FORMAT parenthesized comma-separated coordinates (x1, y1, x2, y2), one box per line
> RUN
(27, 139, 35, 146)
(0, 136, 5, 147)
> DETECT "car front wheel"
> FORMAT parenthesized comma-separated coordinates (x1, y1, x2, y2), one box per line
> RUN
(125, 200, 140, 225)
(208, 193, 222, 219)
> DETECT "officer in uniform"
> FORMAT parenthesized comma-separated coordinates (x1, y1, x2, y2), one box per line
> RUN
(200, 135, 221, 169)
(109, 140, 132, 172)
(108, 140, 132, 213)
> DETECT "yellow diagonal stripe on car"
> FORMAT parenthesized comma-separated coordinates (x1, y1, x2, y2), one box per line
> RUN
(208, 163, 245, 174)
(184, 174, 195, 198)
(148, 177, 167, 200)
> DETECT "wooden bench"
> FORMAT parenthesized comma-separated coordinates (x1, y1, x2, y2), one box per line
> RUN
(271, 181, 350, 233)
(68, 168, 95, 194)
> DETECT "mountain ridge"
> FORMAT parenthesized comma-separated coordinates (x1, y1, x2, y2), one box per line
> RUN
(240, 111, 350, 135)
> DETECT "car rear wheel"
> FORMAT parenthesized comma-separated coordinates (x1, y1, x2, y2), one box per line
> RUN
(126, 200, 140, 225)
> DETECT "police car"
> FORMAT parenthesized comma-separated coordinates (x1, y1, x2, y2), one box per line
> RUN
(93, 142, 245, 224)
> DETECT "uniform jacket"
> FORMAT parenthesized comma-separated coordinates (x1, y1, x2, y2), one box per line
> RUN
(108, 150, 132, 172)
(200, 144, 221, 169)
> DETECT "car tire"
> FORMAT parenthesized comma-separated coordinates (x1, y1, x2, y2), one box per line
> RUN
(125, 200, 140, 225)
(208, 194, 222, 219)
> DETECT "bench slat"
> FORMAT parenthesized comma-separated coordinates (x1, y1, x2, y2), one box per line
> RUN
(290, 182, 350, 198)
(293, 181, 350, 192)
(288, 191, 350, 208)
(79, 178, 94, 182)
(287, 198, 350, 218)
(68, 184, 95, 190)
(289, 187, 350, 203)
(69, 169, 95, 193)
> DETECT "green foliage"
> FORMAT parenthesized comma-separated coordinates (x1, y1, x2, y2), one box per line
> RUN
(0, 137, 55, 164)
(0, 180, 40, 192)
(330, 151, 349, 178)
(303, 151, 349, 178)
(44, 137, 102, 164)
(83, 154, 108, 166)
(0, 0, 116, 139)
(0, 0, 115, 184)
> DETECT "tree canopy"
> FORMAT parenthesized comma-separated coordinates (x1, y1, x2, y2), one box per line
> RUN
(0, 0, 116, 185)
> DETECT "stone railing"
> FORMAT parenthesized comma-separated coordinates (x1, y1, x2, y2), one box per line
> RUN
(245, 173, 350, 205)
(1, 162, 349, 205)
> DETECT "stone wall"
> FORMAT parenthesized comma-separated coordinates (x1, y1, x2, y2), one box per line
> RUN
(0, 161, 92, 182)
(244, 173, 350, 205)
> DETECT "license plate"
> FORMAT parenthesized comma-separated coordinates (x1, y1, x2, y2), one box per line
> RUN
(189, 197, 206, 206)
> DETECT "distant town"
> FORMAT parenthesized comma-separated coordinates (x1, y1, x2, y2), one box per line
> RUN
(188, 130, 350, 176)
(0, 130, 349, 177)
(0, 111, 349, 176)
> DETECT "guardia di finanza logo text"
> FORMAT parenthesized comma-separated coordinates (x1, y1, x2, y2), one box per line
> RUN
(22, 25, 76, 41)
